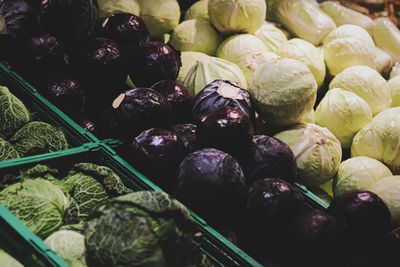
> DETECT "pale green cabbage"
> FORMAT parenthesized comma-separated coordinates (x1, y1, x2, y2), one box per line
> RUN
(371, 175, 400, 226)
(351, 108, 400, 174)
(329, 65, 391, 115)
(0, 178, 69, 238)
(274, 123, 342, 187)
(301, 109, 315, 123)
(0, 249, 23, 267)
(250, 58, 317, 126)
(278, 38, 326, 88)
(140, 0, 180, 39)
(240, 52, 280, 85)
(10, 121, 68, 157)
(334, 156, 392, 197)
(375, 47, 393, 75)
(267, 0, 336, 45)
(184, 56, 247, 95)
(323, 24, 376, 76)
(177, 51, 210, 83)
(254, 22, 288, 53)
(0, 85, 30, 138)
(315, 88, 372, 148)
(208, 0, 266, 35)
(320, 1, 374, 35)
(185, 0, 209, 21)
(97, 0, 140, 18)
(216, 34, 270, 83)
(170, 19, 220, 55)
(388, 75, 400, 107)
(45, 230, 86, 267)
(374, 17, 400, 63)
(0, 137, 19, 161)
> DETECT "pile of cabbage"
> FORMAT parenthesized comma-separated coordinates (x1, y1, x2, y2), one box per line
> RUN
(0, 164, 211, 266)
(158, 0, 400, 227)
(0, 85, 68, 161)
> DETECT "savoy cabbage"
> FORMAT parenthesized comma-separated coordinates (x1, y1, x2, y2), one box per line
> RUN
(84, 191, 213, 267)
(10, 121, 68, 156)
(0, 85, 30, 138)
(0, 178, 69, 238)
(0, 137, 20, 161)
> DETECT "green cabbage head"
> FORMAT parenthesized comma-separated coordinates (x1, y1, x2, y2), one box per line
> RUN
(374, 17, 400, 63)
(0, 85, 30, 138)
(0, 137, 20, 161)
(274, 123, 342, 187)
(351, 107, 400, 174)
(320, 1, 374, 35)
(315, 88, 372, 149)
(333, 156, 392, 197)
(97, 0, 141, 18)
(278, 38, 326, 88)
(10, 121, 68, 157)
(254, 22, 288, 53)
(208, 0, 266, 35)
(170, 19, 221, 55)
(329, 66, 391, 115)
(0, 178, 69, 238)
(177, 51, 210, 83)
(44, 230, 86, 267)
(250, 58, 317, 126)
(185, 0, 209, 21)
(84, 191, 212, 267)
(140, 0, 180, 39)
(184, 56, 247, 95)
(267, 0, 336, 45)
(323, 24, 376, 76)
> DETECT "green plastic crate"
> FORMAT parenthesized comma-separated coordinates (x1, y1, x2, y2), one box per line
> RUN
(0, 61, 100, 149)
(0, 142, 262, 267)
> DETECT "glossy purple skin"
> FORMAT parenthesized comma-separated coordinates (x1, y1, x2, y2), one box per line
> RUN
(246, 178, 305, 223)
(37, 0, 99, 42)
(285, 210, 344, 264)
(0, 0, 40, 41)
(101, 12, 150, 48)
(328, 190, 391, 239)
(241, 135, 297, 185)
(128, 42, 182, 87)
(151, 80, 194, 123)
(196, 106, 254, 159)
(26, 33, 69, 70)
(192, 80, 254, 123)
(170, 123, 197, 153)
(130, 128, 187, 191)
(114, 88, 173, 140)
(38, 72, 85, 115)
(177, 148, 246, 225)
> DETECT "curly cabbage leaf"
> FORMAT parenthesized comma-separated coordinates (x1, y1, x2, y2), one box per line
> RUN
(0, 137, 19, 161)
(0, 85, 30, 138)
(0, 178, 69, 238)
(10, 121, 68, 156)
(84, 191, 212, 267)
(62, 163, 132, 224)
(44, 230, 86, 267)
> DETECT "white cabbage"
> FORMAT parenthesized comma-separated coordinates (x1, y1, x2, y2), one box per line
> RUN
(315, 88, 372, 148)
(374, 17, 400, 63)
(371, 176, 400, 226)
(329, 65, 391, 115)
(388, 76, 400, 107)
(254, 22, 288, 53)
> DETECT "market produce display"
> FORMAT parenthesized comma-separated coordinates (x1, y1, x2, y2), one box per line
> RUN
(2, 0, 400, 266)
